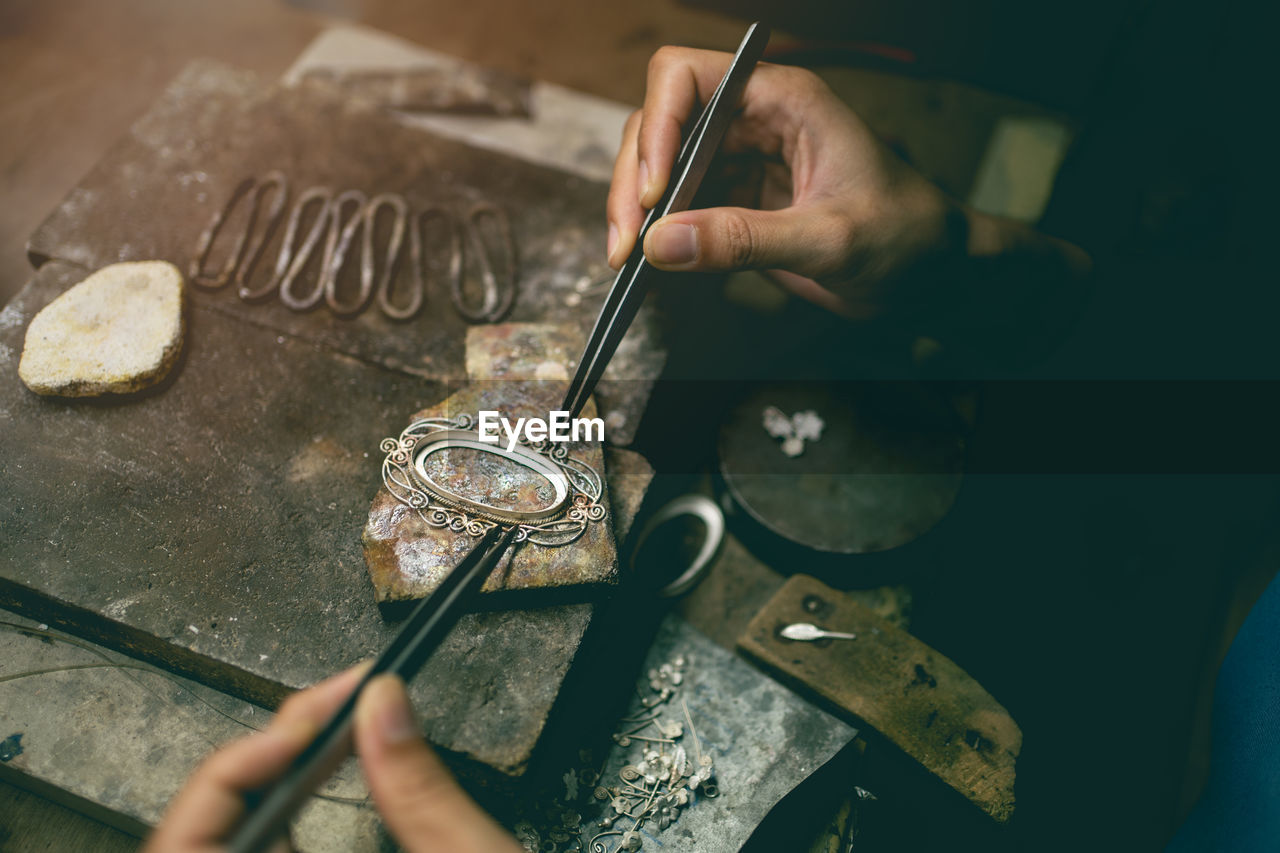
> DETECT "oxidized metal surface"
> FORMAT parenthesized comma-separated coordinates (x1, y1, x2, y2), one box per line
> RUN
(25, 61, 662, 443)
(363, 380, 618, 602)
(466, 322, 664, 447)
(422, 445, 560, 514)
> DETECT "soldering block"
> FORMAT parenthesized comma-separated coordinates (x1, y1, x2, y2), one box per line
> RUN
(18, 260, 186, 396)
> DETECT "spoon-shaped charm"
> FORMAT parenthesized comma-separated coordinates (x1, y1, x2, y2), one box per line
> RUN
(780, 622, 857, 642)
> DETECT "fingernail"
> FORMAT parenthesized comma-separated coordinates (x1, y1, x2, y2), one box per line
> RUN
(360, 674, 418, 745)
(637, 160, 651, 206)
(606, 222, 619, 264)
(647, 222, 698, 266)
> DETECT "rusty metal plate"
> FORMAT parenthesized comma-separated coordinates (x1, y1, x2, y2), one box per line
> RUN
(0, 260, 653, 780)
(739, 574, 1021, 823)
(3, 53, 668, 780)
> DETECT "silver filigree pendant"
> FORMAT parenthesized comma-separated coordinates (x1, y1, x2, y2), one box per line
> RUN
(380, 414, 606, 547)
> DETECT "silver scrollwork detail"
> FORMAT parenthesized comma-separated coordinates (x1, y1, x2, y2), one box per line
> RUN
(380, 414, 605, 547)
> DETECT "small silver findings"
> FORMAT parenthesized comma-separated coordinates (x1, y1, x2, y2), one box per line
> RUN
(507, 653, 719, 852)
(564, 272, 614, 308)
(762, 406, 825, 457)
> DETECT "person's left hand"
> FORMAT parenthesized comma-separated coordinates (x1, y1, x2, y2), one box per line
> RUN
(145, 665, 521, 852)
(145, 664, 368, 852)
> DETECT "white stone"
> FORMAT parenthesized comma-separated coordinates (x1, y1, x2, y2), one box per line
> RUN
(19, 261, 186, 396)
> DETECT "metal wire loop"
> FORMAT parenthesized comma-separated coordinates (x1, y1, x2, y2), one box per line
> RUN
(322, 189, 373, 317)
(277, 186, 335, 311)
(452, 201, 518, 323)
(363, 193, 417, 321)
(189, 175, 262, 289)
(229, 172, 290, 302)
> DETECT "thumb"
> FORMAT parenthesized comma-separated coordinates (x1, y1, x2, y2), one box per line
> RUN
(354, 675, 520, 853)
(643, 206, 846, 277)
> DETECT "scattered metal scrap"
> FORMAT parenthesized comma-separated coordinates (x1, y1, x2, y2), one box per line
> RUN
(191, 171, 518, 323)
(507, 614, 857, 853)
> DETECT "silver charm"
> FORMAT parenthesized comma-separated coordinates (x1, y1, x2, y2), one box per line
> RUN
(762, 406, 825, 457)
(380, 414, 606, 547)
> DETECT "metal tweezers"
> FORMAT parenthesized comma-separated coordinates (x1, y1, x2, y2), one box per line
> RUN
(226, 21, 768, 852)
(561, 21, 771, 419)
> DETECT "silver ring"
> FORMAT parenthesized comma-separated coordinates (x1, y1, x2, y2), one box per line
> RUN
(631, 494, 725, 597)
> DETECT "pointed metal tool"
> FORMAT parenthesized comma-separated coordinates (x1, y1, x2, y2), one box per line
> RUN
(561, 22, 771, 419)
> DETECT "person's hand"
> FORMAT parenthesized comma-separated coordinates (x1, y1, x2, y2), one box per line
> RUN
(607, 46, 1090, 344)
(607, 46, 960, 320)
(145, 666, 521, 852)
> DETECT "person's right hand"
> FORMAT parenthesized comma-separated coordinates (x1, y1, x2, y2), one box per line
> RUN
(607, 46, 963, 321)
(607, 46, 1091, 344)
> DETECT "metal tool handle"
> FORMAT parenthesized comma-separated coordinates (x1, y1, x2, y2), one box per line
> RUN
(227, 523, 516, 853)
(561, 22, 771, 419)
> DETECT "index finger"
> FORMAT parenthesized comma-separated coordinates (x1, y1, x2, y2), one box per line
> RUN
(634, 46, 733, 209)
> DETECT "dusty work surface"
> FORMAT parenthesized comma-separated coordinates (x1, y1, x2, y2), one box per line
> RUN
(1, 59, 662, 782)
(0, 612, 381, 851)
(25, 60, 662, 444)
(0, 260, 651, 780)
